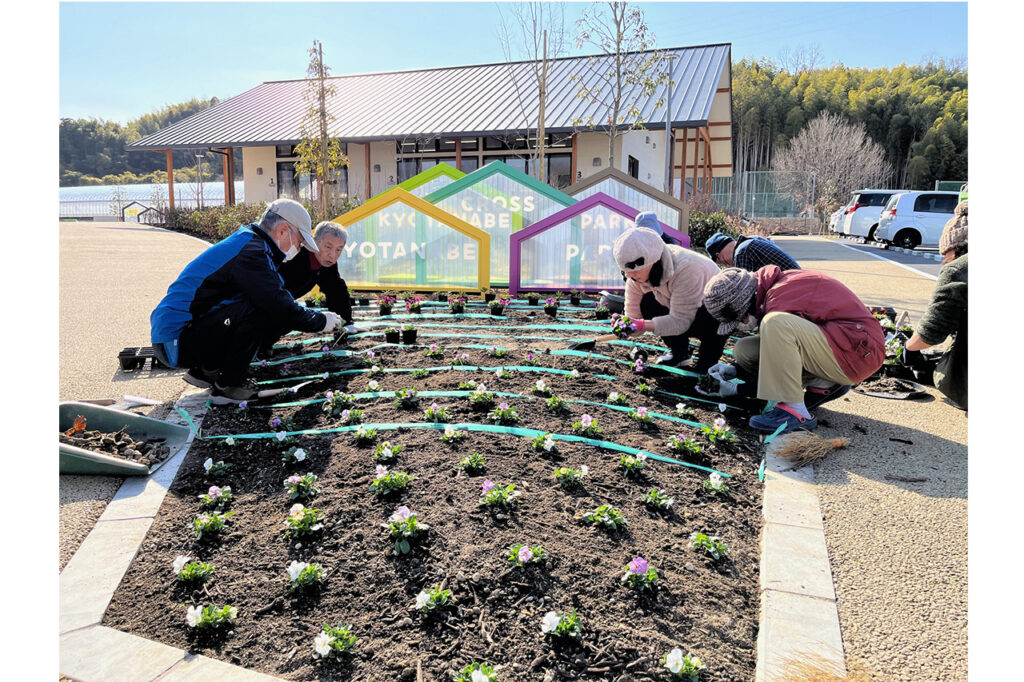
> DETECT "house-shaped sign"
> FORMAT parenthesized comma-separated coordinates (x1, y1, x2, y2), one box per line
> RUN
(509, 192, 688, 295)
(373, 163, 466, 200)
(334, 188, 491, 292)
(423, 161, 576, 286)
(567, 167, 690, 234)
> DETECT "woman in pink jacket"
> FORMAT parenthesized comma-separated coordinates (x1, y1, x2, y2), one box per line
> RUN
(699, 265, 885, 433)
(611, 227, 725, 372)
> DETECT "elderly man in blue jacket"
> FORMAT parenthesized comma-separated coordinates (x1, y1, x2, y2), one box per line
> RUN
(150, 199, 342, 404)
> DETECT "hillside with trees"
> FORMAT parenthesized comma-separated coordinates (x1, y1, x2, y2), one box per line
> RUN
(733, 58, 967, 190)
(59, 97, 232, 186)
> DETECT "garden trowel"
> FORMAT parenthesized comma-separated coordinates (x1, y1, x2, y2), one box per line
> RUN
(255, 378, 320, 399)
(566, 333, 620, 351)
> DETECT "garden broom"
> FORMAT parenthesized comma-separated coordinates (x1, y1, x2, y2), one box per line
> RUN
(773, 432, 851, 468)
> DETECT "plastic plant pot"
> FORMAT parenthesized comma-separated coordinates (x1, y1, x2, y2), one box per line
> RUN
(527, 297, 539, 306)
(490, 306, 505, 316)
(379, 306, 393, 316)
(437, 293, 449, 302)
(451, 305, 465, 314)
(544, 307, 558, 318)
(570, 295, 581, 306)
(595, 310, 610, 320)
(484, 292, 496, 303)
(401, 329, 418, 344)
(359, 297, 370, 306)
(384, 330, 400, 344)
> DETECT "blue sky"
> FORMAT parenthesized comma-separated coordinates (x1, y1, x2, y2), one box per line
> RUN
(59, 1, 967, 123)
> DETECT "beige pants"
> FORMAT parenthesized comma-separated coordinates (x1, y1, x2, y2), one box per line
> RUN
(733, 311, 853, 404)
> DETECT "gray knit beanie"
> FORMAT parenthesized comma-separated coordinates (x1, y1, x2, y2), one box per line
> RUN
(939, 200, 967, 256)
(612, 227, 666, 272)
(702, 268, 758, 335)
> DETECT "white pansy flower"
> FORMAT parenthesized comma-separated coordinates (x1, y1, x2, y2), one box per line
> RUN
(637, 453, 648, 462)
(709, 472, 723, 489)
(367, 380, 380, 391)
(609, 392, 619, 401)
(543, 436, 555, 452)
(173, 555, 190, 575)
(313, 630, 334, 658)
(415, 591, 430, 610)
(293, 448, 307, 462)
(286, 560, 308, 581)
(471, 670, 489, 682)
(371, 365, 380, 372)
(690, 655, 704, 669)
(376, 464, 388, 478)
(444, 424, 455, 437)
(570, 369, 580, 378)
(185, 604, 202, 628)
(718, 403, 727, 413)
(276, 431, 288, 441)
(224, 437, 235, 446)
(714, 417, 727, 429)
(227, 606, 238, 620)
(203, 458, 213, 472)
(580, 465, 589, 477)
(495, 368, 503, 378)
(535, 379, 546, 391)
(290, 503, 305, 518)
(541, 611, 561, 633)
(664, 647, 684, 674)
(381, 446, 392, 459)
(321, 372, 330, 379)
(475, 383, 487, 394)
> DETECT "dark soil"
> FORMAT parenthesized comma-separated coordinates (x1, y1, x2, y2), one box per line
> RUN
(60, 425, 171, 467)
(103, 309, 764, 681)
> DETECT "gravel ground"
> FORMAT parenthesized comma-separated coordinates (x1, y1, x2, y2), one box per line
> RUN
(59, 222, 207, 573)
(777, 236, 968, 681)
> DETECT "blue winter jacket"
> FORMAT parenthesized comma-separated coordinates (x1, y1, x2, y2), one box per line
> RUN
(150, 223, 327, 365)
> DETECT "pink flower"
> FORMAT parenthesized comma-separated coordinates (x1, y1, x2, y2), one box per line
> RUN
(581, 414, 593, 428)
(376, 464, 388, 479)
(391, 506, 412, 522)
(482, 479, 496, 494)
(518, 546, 534, 563)
(286, 475, 301, 485)
(628, 557, 648, 574)
(498, 402, 509, 411)
(341, 409, 350, 421)
(637, 407, 648, 418)
(208, 486, 222, 498)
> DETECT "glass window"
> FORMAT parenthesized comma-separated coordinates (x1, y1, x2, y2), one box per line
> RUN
(460, 157, 479, 173)
(396, 140, 416, 155)
(628, 156, 639, 179)
(933, 194, 958, 213)
(439, 139, 457, 152)
(460, 137, 479, 151)
(277, 162, 297, 198)
(548, 133, 573, 148)
(484, 136, 509, 150)
(276, 145, 296, 158)
(548, 154, 572, 189)
(504, 157, 527, 174)
(416, 139, 438, 153)
(397, 159, 419, 183)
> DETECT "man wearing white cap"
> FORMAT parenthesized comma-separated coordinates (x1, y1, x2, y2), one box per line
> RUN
(150, 198, 343, 403)
(611, 226, 725, 371)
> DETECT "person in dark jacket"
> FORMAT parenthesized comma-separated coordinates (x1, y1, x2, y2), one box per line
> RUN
(705, 232, 800, 272)
(263, 221, 356, 355)
(634, 211, 680, 246)
(904, 201, 967, 410)
(697, 265, 884, 433)
(150, 199, 342, 404)
(278, 221, 354, 323)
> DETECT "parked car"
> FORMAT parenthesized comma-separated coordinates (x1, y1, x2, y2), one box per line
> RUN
(874, 190, 959, 249)
(828, 204, 848, 233)
(840, 189, 899, 238)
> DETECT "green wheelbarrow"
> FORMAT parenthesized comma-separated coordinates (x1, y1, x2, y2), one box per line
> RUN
(59, 401, 192, 476)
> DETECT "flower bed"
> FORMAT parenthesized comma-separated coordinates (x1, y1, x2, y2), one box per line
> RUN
(103, 305, 763, 681)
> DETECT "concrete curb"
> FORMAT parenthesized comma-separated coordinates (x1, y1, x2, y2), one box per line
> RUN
(754, 444, 845, 681)
(60, 395, 845, 680)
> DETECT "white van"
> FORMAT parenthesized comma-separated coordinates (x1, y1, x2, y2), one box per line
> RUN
(840, 189, 899, 238)
(874, 191, 959, 249)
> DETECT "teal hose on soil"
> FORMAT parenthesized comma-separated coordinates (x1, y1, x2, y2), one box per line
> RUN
(243, 389, 706, 430)
(201, 420, 730, 478)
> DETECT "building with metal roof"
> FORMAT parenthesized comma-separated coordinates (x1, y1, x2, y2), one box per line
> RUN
(129, 43, 733, 212)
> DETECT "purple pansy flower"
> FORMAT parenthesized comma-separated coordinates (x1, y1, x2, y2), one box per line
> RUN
(482, 479, 496, 494)
(628, 557, 648, 574)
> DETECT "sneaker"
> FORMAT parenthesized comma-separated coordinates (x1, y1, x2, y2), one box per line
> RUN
(210, 382, 259, 405)
(655, 350, 693, 367)
(183, 367, 220, 389)
(749, 405, 817, 434)
(804, 383, 852, 410)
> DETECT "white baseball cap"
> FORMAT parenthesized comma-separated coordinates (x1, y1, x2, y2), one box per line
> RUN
(264, 198, 318, 253)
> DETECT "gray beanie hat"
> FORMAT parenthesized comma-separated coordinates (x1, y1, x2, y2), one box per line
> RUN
(612, 227, 666, 272)
(939, 200, 967, 256)
(702, 268, 758, 335)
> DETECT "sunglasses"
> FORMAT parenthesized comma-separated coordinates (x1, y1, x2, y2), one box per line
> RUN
(624, 256, 646, 270)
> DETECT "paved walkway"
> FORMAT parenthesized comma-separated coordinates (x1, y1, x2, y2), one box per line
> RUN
(776, 236, 967, 681)
(59, 222, 208, 569)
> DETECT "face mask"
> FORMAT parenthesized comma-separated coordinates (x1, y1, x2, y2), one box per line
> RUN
(283, 243, 299, 262)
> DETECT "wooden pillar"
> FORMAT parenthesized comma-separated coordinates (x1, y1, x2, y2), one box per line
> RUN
(455, 138, 462, 172)
(364, 142, 372, 198)
(666, 128, 675, 196)
(704, 129, 712, 197)
(165, 150, 175, 211)
(222, 152, 230, 206)
(692, 129, 699, 197)
(570, 133, 578, 185)
(679, 130, 687, 200)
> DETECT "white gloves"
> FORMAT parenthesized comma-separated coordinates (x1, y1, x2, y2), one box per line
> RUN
(321, 311, 342, 332)
(707, 363, 737, 381)
(344, 324, 365, 335)
(695, 378, 738, 399)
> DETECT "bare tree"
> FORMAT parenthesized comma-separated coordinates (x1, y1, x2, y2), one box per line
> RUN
(496, 2, 569, 182)
(777, 44, 823, 73)
(773, 111, 894, 226)
(295, 40, 349, 219)
(571, 1, 668, 170)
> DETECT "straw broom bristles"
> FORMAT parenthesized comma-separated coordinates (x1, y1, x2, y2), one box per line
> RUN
(773, 432, 851, 467)
(777, 652, 876, 681)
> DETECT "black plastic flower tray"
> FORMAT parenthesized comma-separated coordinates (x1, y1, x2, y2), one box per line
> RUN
(117, 347, 171, 372)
